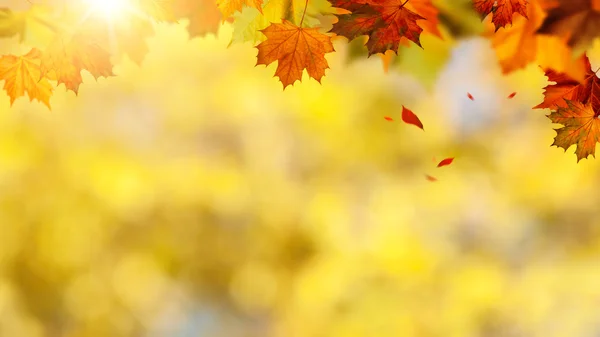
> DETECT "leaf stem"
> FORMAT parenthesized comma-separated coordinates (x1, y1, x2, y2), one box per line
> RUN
(399, 0, 409, 9)
(299, 0, 309, 26)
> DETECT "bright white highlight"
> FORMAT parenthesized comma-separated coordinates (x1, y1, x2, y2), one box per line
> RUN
(85, 0, 129, 18)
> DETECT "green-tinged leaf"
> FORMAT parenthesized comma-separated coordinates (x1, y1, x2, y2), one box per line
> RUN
(0, 5, 58, 47)
(229, 0, 333, 45)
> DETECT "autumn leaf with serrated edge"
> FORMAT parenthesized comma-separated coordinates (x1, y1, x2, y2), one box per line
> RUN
(40, 34, 114, 94)
(328, 0, 427, 56)
(172, 0, 226, 37)
(217, 0, 263, 19)
(0, 48, 53, 108)
(256, 19, 334, 88)
(534, 54, 600, 112)
(473, 0, 528, 31)
(548, 100, 600, 162)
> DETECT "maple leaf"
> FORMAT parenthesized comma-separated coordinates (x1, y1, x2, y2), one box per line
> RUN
(473, 0, 528, 31)
(329, 0, 434, 56)
(0, 48, 53, 108)
(172, 0, 225, 37)
(536, 0, 600, 53)
(0, 5, 58, 48)
(40, 34, 114, 94)
(137, 0, 178, 22)
(76, 13, 155, 65)
(534, 54, 600, 112)
(256, 20, 334, 88)
(548, 100, 600, 162)
(489, 0, 588, 81)
(217, 0, 263, 19)
(230, 0, 332, 45)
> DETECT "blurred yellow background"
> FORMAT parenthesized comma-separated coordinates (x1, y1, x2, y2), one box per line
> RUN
(2, 13, 600, 337)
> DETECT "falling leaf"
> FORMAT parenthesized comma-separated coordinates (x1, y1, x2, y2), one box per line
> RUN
(401, 105, 424, 130)
(0, 48, 53, 108)
(425, 174, 438, 181)
(437, 157, 454, 167)
(40, 34, 114, 94)
(473, 0, 528, 31)
(508, 92, 517, 98)
(534, 54, 600, 112)
(467, 92, 474, 100)
(384, 116, 393, 121)
(256, 20, 335, 88)
(548, 100, 600, 162)
(328, 0, 438, 56)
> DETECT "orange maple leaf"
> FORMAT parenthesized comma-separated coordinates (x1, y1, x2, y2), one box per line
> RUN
(256, 20, 334, 88)
(329, 0, 434, 56)
(173, 0, 228, 37)
(548, 100, 600, 162)
(40, 35, 114, 94)
(474, 0, 529, 31)
(489, 0, 587, 80)
(534, 54, 600, 112)
(0, 48, 53, 108)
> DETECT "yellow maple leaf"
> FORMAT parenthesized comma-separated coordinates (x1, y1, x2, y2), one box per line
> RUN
(256, 19, 334, 88)
(230, 0, 332, 45)
(40, 34, 114, 94)
(137, 0, 178, 22)
(217, 0, 263, 20)
(0, 48, 53, 108)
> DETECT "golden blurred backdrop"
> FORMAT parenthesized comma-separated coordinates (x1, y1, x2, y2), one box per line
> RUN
(1, 9, 600, 337)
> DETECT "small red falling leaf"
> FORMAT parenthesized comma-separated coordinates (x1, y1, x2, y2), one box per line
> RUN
(384, 116, 394, 121)
(437, 157, 454, 167)
(425, 175, 438, 182)
(401, 106, 424, 130)
(508, 92, 517, 98)
(467, 92, 474, 100)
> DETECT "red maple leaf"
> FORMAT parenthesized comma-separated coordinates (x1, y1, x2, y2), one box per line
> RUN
(473, 0, 528, 31)
(328, 0, 430, 56)
(534, 54, 600, 113)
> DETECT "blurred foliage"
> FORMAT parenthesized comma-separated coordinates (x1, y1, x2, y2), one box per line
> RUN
(1, 6, 600, 337)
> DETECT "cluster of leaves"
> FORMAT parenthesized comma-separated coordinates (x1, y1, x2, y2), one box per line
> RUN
(2, 0, 600, 161)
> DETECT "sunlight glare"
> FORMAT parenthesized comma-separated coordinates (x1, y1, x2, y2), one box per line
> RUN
(85, 0, 130, 18)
